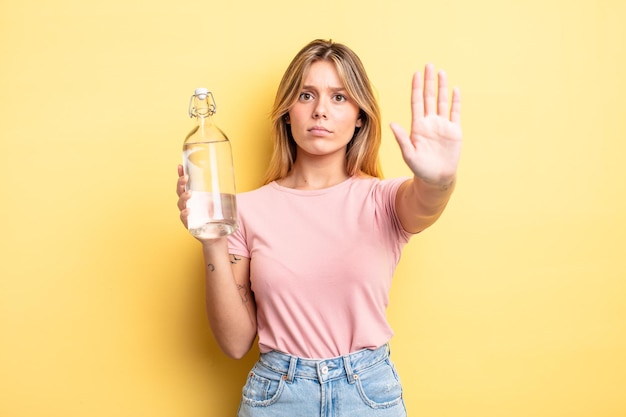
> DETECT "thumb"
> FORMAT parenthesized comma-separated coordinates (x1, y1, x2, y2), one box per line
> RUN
(389, 122, 414, 156)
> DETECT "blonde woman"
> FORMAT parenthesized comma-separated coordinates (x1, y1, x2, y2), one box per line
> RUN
(176, 39, 462, 416)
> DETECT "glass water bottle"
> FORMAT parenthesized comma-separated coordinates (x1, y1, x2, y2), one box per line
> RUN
(183, 88, 238, 239)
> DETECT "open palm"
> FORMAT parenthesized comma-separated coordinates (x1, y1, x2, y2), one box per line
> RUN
(390, 64, 462, 186)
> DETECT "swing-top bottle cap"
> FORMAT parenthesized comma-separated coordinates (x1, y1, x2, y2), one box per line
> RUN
(195, 88, 209, 100)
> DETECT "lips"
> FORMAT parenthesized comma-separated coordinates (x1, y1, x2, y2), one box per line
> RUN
(308, 126, 331, 134)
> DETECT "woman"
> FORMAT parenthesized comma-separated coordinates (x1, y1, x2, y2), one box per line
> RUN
(176, 39, 462, 416)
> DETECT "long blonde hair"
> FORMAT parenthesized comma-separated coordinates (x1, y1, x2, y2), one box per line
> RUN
(263, 39, 382, 184)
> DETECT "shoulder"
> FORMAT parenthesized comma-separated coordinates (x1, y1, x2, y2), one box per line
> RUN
(236, 182, 277, 201)
(234, 183, 285, 218)
(349, 175, 410, 196)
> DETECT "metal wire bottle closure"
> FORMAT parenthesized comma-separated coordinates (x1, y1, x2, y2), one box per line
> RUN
(188, 91, 217, 118)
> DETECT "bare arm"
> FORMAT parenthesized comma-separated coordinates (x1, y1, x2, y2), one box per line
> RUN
(177, 165, 257, 359)
(395, 176, 456, 233)
(390, 64, 462, 233)
(201, 239, 257, 359)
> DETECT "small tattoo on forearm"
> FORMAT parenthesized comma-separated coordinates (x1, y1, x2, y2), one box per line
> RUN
(441, 180, 455, 191)
(237, 284, 249, 303)
(207, 263, 215, 272)
(230, 255, 242, 265)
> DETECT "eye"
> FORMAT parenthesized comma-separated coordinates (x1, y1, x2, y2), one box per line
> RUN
(333, 94, 347, 102)
(299, 92, 314, 101)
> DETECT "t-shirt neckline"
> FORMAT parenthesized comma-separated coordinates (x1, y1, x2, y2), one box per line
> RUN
(269, 176, 359, 196)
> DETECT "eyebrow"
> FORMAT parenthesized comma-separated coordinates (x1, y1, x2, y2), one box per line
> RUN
(301, 85, 347, 92)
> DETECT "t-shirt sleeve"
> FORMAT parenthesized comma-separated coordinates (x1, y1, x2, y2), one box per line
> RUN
(376, 177, 414, 243)
(227, 196, 250, 258)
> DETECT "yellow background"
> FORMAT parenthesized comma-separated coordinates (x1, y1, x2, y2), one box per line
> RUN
(1, 0, 625, 416)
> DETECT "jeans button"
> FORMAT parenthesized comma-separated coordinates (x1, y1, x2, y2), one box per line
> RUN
(321, 365, 329, 375)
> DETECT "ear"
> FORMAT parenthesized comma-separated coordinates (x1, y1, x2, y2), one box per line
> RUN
(284, 114, 290, 124)
(356, 112, 363, 128)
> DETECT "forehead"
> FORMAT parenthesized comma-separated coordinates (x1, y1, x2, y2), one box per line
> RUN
(302, 60, 345, 87)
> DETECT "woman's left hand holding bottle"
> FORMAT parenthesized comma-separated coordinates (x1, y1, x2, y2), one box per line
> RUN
(176, 164, 192, 230)
(177, 164, 225, 243)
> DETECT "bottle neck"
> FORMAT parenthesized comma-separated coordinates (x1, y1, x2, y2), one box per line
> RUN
(195, 104, 211, 118)
(194, 100, 213, 129)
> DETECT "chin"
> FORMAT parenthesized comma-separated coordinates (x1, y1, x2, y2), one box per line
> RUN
(298, 144, 349, 157)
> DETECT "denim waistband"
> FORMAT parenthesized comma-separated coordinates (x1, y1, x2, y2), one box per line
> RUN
(257, 344, 390, 385)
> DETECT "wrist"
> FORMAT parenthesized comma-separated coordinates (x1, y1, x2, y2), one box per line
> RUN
(415, 175, 456, 192)
(200, 236, 229, 252)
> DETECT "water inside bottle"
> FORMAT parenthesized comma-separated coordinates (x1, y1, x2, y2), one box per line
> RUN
(186, 191, 237, 239)
(183, 141, 238, 239)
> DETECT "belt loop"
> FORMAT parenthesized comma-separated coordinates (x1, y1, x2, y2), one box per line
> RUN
(342, 354, 356, 385)
(286, 355, 297, 383)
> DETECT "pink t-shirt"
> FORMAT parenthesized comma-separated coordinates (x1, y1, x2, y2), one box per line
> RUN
(227, 176, 412, 359)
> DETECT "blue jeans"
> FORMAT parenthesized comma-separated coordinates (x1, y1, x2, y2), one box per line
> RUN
(237, 344, 407, 417)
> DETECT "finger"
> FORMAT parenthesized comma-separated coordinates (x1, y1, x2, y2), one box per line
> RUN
(179, 209, 189, 228)
(176, 178, 184, 197)
(176, 173, 188, 197)
(177, 192, 190, 211)
(176, 164, 185, 196)
(437, 70, 449, 118)
(450, 87, 461, 124)
(411, 71, 424, 122)
(423, 63, 436, 116)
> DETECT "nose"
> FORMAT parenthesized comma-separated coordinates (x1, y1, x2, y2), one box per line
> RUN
(313, 99, 327, 119)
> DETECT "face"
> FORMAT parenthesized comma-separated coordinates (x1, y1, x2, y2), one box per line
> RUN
(287, 60, 362, 160)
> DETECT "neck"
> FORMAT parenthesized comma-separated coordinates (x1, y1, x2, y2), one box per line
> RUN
(279, 159, 351, 190)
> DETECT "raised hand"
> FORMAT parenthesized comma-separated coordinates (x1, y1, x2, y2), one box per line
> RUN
(390, 64, 462, 188)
